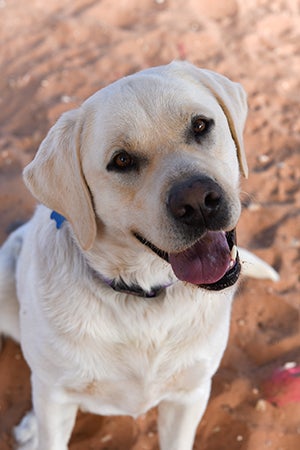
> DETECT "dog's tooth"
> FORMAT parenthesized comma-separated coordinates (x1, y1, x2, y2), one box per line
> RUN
(230, 245, 237, 262)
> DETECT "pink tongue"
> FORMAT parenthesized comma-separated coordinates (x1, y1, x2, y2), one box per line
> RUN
(169, 231, 231, 285)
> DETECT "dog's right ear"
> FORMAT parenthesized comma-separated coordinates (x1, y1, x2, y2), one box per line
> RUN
(23, 109, 97, 251)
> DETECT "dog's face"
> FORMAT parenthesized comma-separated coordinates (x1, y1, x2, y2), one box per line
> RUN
(24, 62, 248, 290)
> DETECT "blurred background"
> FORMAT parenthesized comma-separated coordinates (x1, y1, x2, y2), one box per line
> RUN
(0, 0, 299, 449)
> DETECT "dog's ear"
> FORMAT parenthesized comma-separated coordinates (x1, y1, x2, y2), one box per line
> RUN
(185, 64, 248, 178)
(23, 109, 97, 250)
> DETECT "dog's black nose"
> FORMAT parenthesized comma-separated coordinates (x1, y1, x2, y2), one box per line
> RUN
(167, 175, 227, 229)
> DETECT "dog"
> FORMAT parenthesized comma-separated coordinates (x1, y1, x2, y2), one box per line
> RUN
(0, 61, 278, 450)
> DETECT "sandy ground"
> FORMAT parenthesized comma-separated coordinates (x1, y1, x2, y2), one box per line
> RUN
(0, 0, 300, 449)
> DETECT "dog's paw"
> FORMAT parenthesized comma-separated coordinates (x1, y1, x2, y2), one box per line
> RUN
(14, 410, 38, 450)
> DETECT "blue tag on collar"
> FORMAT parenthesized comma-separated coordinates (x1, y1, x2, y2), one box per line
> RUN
(50, 211, 66, 229)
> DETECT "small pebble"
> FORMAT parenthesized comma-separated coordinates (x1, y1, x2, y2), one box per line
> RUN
(101, 434, 112, 443)
(256, 399, 267, 411)
(258, 154, 270, 163)
(247, 203, 261, 212)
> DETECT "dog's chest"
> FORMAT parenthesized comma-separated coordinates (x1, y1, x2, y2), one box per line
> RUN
(50, 286, 232, 417)
(63, 298, 228, 418)
(68, 333, 210, 417)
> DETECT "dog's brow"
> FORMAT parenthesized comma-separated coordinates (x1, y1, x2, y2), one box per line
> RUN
(107, 133, 151, 158)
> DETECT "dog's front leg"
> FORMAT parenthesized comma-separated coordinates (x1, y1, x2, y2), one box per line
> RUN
(15, 374, 78, 450)
(158, 380, 211, 450)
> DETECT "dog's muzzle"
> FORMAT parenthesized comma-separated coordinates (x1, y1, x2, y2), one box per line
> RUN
(134, 175, 241, 291)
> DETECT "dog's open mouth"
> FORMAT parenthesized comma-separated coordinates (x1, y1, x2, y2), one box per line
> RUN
(134, 230, 241, 291)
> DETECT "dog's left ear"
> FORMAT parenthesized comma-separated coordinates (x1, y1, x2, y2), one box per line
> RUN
(23, 108, 97, 250)
(186, 64, 248, 178)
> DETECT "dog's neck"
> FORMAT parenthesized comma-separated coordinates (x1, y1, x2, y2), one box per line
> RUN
(51, 211, 175, 299)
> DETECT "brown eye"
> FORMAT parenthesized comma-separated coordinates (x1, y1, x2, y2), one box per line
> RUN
(190, 116, 213, 143)
(192, 117, 207, 135)
(114, 151, 133, 168)
(107, 150, 138, 172)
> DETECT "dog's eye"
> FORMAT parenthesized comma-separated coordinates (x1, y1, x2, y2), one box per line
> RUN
(191, 116, 212, 141)
(114, 152, 133, 168)
(107, 151, 137, 172)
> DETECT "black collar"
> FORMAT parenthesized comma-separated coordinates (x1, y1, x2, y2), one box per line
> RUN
(107, 277, 172, 298)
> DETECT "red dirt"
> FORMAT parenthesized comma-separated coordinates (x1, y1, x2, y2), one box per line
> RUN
(0, 1, 299, 449)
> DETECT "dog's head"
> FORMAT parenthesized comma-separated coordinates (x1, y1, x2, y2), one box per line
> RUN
(24, 62, 248, 290)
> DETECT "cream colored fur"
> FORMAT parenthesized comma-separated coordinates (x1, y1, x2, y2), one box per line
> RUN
(0, 62, 277, 450)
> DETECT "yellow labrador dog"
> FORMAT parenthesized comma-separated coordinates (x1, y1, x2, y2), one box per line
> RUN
(0, 62, 278, 450)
